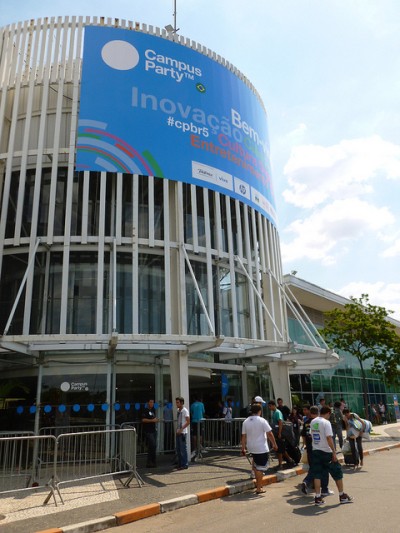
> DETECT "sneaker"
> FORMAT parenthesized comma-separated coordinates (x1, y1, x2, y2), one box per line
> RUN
(321, 489, 334, 496)
(339, 493, 354, 504)
(190, 450, 197, 459)
(301, 482, 308, 495)
(314, 496, 325, 506)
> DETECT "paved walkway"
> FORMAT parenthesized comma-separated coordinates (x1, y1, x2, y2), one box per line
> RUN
(1, 423, 399, 533)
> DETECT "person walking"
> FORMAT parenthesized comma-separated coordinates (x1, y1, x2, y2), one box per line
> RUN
(289, 405, 302, 446)
(330, 401, 345, 450)
(378, 401, 387, 424)
(241, 403, 278, 494)
(300, 405, 332, 497)
(267, 400, 295, 468)
(310, 405, 353, 506)
(343, 408, 366, 467)
(190, 395, 205, 459)
(277, 398, 290, 421)
(175, 396, 190, 470)
(142, 399, 159, 468)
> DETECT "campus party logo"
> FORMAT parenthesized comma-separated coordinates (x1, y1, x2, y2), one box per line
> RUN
(101, 39, 202, 83)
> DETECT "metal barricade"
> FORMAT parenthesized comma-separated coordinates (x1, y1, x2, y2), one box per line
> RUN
(40, 424, 121, 437)
(121, 419, 176, 455)
(194, 418, 245, 459)
(47, 427, 142, 504)
(0, 434, 58, 504)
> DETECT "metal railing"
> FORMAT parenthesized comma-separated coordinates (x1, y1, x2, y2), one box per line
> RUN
(121, 419, 176, 455)
(0, 427, 142, 506)
(0, 434, 58, 503)
(40, 424, 121, 437)
(48, 427, 143, 504)
(193, 418, 245, 459)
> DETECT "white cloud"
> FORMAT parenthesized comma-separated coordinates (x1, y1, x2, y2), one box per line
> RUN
(287, 123, 308, 142)
(382, 239, 400, 258)
(334, 281, 400, 321)
(281, 198, 395, 264)
(282, 136, 400, 209)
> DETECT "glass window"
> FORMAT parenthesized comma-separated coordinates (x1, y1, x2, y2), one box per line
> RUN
(54, 168, 68, 236)
(116, 252, 133, 334)
(208, 190, 216, 249)
(183, 184, 193, 244)
(66, 252, 98, 333)
(220, 197, 229, 252)
(71, 171, 84, 236)
(186, 260, 209, 335)
(236, 272, 250, 338)
(87, 172, 101, 236)
(217, 266, 233, 337)
(41, 372, 108, 428)
(138, 254, 165, 334)
(0, 253, 28, 334)
(5, 173, 18, 238)
(138, 175, 149, 239)
(45, 252, 63, 333)
(37, 169, 51, 236)
(122, 174, 133, 237)
(154, 177, 164, 240)
(196, 187, 206, 247)
(30, 252, 46, 334)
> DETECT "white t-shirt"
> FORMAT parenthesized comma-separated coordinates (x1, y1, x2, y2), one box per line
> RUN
(177, 406, 190, 434)
(310, 416, 333, 453)
(242, 416, 272, 454)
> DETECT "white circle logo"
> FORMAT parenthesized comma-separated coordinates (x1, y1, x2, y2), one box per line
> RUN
(101, 40, 139, 70)
(60, 382, 70, 392)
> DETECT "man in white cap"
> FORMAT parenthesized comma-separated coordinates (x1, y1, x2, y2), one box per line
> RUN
(245, 396, 266, 477)
(241, 403, 278, 494)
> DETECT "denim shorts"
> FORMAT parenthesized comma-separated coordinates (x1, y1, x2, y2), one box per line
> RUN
(310, 449, 343, 480)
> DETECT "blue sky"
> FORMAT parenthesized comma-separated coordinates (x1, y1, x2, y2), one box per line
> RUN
(1, 1, 400, 318)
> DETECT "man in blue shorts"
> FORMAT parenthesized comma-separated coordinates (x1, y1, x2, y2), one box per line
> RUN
(241, 403, 278, 494)
(310, 405, 354, 506)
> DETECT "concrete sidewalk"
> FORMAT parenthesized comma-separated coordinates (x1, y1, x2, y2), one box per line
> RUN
(1, 422, 399, 533)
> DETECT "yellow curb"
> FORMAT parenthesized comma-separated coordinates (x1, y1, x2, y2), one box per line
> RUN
(34, 529, 63, 533)
(196, 486, 230, 502)
(262, 474, 278, 486)
(115, 503, 161, 525)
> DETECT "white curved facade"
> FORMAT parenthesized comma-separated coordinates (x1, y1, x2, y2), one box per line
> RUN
(0, 17, 330, 430)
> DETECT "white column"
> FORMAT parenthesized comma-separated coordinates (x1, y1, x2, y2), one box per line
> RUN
(169, 350, 191, 457)
(269, 361, 292, 408)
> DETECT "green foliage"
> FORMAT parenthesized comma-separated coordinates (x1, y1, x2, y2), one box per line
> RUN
(320, 294, 400, 385)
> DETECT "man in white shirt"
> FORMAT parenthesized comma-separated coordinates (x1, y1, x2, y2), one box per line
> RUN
(175, 396, 190, 470)
(241, 403, 278, 494)
(310, 406, 354, 506)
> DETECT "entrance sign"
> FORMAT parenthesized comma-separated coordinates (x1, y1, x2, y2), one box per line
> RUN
(76, 27, 276, 224)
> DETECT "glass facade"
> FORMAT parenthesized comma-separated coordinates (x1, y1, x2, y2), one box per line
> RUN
(288, 316, 399, 420)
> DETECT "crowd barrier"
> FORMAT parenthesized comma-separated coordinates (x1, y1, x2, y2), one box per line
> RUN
(194, 418, 245, 459)
(121, 419, 176, 455)
(0, 434, 58, 503)
(0, 427, 142, 506)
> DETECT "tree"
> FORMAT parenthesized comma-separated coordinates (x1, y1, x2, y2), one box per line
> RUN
(320, 294, 400, 419)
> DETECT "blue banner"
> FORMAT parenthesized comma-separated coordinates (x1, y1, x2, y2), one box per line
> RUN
(76, 27, 276, 224)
